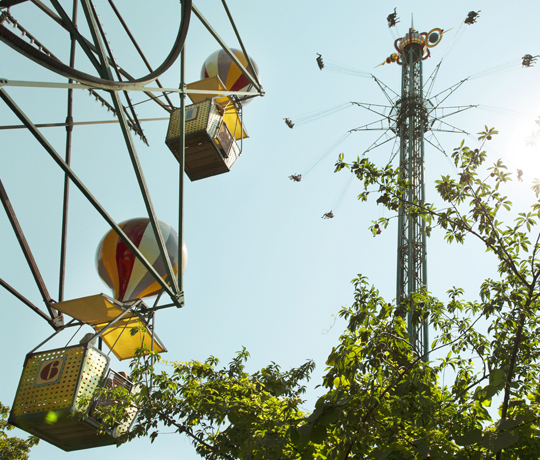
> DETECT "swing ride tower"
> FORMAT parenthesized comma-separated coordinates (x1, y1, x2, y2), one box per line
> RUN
(369, 24, 473, 359)
(394, 30, 429, 359)
(293, 19, 478, 360)
(310, 22, 473, 359)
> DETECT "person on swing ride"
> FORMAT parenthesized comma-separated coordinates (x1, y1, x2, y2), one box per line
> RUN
(289, 174, 302, 182)
(387, 8, 399, 28)
(322, 210, 334, 219)
(517, 169, 524, 181)
(316, 53, 324, 70)
(284, 118, 295, 129)
(522, 54, 539, 67)
(464, 10, 480, 25)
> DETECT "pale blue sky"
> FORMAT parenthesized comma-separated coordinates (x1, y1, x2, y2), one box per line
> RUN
(1, 1, 540, 458)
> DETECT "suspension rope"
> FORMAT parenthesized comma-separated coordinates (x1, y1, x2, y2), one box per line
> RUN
(476, 105, 536, 119)
(323, 59, 372, 78)
(300, 132, 351, 177)
(440, 21, 466, 60)
(65, 324, 83, 347)
(106, 318, 131, 357)
(286, 102, 353, 126)
(330, 174, 354, 211)
(468, 58, 521, 80)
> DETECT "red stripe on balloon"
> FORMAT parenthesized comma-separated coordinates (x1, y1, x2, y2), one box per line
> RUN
(230, 73, 250, 92)
(116, 219, 147, 301)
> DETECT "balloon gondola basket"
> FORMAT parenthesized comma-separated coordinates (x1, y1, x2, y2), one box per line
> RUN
(9, 293, 165, 451)
(9, 343, 138, 451)
(166, 99, 242, 181)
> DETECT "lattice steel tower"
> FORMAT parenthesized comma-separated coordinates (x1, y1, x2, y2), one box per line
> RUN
(395, 29, 429, 359)
(350, 24, 474, 359)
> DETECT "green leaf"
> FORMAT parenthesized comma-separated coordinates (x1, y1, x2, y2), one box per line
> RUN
(498, 415, 526, 430)
(480, 430, 520, 452)
(489, 369, 505, 387)
(319, 408, 341, 426)
(306, 407, 324, 423)
(289, 427, 300, 447)
(336, 397, 352, 406)
(474, 384, 498, 403)
(417, 442, 429, 457)
(228, 411, 240, 424)
(455, 428, 483, 446)
(310, 424, 327, 444)
(298, 424, 312, 436)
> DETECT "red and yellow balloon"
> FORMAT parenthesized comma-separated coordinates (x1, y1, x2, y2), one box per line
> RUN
(201, 48, 259, 104)
(96, 218, 187, 302)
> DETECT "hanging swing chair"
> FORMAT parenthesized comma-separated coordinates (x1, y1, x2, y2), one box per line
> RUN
(166, 76, 248, 181)
(9, 342, 137, 451)
(9, 293, 163, 451)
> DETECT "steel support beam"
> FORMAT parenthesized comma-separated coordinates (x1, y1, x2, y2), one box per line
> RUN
(48, 0, 103, 72)
(0, 277, 52, 323)
(58, 0, 78, 303)
(0, 88, 181, 305)
(74, 3, 181, 303)
(191, 4, 262, 94)
(395, 34, 428, 360)
(0, 177, 63, 328)
(0, 79, 256, 96)
(178, 49, 186, 297)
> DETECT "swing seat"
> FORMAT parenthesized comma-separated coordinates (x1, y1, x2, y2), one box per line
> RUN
(9, 344, 138, 451)
(166, 99, 243, 181)
(165, 76, 248, 182)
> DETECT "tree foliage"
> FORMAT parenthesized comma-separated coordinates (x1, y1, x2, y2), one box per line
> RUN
(0, 403, 38, 460)
(94, 129, 540, 459)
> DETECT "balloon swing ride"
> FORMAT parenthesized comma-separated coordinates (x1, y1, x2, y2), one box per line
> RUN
(0, 0, 262, 451)
(288, 13, 494, 360)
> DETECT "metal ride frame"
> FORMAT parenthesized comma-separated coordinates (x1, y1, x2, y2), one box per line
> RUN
(395, 37, 428, 359)
(0, 0, 263, 343)
(348, 26, 477, 360)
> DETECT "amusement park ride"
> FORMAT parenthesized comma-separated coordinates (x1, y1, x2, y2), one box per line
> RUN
(288, 15, 474, 360)
(287, 9, 536, 361)
(0, 0, 262, 451)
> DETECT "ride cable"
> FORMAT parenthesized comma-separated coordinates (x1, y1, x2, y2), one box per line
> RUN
(468, 58, 522, 80)
(285, 102, 354, 128)
(294, 132, 351, 178)
(328, 174, 354, 213)
(322, 58, 373, 78)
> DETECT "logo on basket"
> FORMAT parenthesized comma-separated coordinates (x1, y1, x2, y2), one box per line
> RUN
(185, 105, 199, 122)
(35, 357, 66, 386)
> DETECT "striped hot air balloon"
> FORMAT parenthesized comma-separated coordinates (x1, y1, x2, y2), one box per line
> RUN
(96, 218, 187, 302)
(201, 48, 259, 105)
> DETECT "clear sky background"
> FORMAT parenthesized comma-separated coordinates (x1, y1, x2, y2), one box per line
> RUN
(1, 0, 540, 458)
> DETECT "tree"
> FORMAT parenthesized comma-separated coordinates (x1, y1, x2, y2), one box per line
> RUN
(95, 129, 540, 459)
(0, 403, 38, 460)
